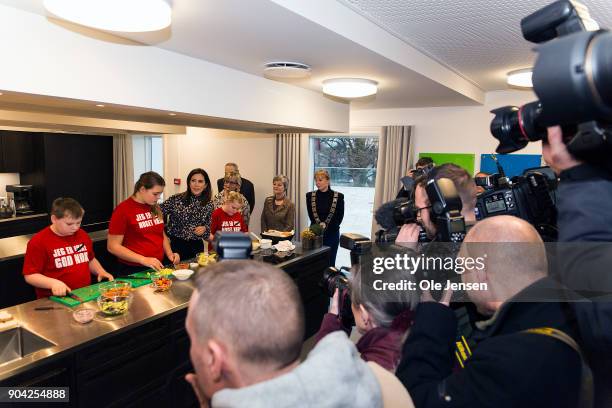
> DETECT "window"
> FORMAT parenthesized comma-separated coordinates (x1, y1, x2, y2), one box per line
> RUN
(133, 135, 163, 181)
(310, 135, 379, 267)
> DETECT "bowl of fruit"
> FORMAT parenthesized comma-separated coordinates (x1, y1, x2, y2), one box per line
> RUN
(97, 281, 133, 315)
(197, 252, 217, 267)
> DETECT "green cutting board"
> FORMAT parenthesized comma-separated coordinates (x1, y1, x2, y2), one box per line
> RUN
(50, 272, 153, 307)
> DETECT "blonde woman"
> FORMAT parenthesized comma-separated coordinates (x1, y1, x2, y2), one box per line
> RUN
(306, 170, 345, 265)
(212, 172, 251, 227)
(261, 175, 295, 233)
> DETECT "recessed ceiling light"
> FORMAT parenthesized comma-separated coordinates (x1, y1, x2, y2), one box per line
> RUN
(322, 78, 378, 99)
(43, 0, 172, 33)
(96, 104, 105, 107)
(0, 93, 3, 96)
(168, 113, 176, 116)
(507, 68, 533, 88)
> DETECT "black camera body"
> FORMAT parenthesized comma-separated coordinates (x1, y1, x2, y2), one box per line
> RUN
(490, 0, 612, 171)
(476, 169, 558, 240)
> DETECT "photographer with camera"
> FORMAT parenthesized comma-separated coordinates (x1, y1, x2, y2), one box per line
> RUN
(396, 216, 585, 408)
(395, 163, 477, 248)
(396, 157, 435, 200)
(314, 264, 418, 372)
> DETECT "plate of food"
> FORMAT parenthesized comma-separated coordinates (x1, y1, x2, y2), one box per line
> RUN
(261, 229, 294, 244)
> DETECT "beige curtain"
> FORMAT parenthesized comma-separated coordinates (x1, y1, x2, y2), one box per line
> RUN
(275, 133, 302, 238)
(371, 126, 412, 237)
(113, 134, 134, 207)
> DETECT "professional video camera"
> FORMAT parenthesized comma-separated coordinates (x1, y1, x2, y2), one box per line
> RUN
(213, 232, 252, 259)
(375, 177, 466, 243)
(490, 0, 612, 171)
(475, 156, 558, 241)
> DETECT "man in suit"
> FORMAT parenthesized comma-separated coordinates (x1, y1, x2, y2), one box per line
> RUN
(216, 162, 255, 214)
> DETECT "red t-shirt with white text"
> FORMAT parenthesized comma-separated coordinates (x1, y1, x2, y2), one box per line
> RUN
(109, 197, 165, 265)
(210, 207, 248, 235)
(23, 227, 94, 298)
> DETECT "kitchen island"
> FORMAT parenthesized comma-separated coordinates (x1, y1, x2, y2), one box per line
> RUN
(0, 245, 330, 407)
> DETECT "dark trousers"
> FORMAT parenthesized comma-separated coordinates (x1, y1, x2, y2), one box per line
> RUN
(323, 229, 340, 267)
(169, 236, 205, 261)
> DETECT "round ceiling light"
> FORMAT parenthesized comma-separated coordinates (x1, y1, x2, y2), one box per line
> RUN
(43, 0, 172, 33)
(264, 62, 311, 79)
(506, 68, 533, 88)
(322, 78, 378, 98)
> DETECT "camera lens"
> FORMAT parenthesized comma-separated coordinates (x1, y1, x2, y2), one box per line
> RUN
(393, 200, 417, 226)
(490, 101, 547, 153)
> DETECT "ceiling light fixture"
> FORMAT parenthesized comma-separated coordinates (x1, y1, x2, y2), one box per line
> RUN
(322, 78, 378, 99)
(168, 113, 177, 116)
(507, 68, 533, 88)
(43, 0, 172, 33)
(95, 104, 105, 107)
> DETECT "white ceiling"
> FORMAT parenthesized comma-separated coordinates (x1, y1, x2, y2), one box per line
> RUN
(338, 0, 612, 91)
(0, 0, 609, 113)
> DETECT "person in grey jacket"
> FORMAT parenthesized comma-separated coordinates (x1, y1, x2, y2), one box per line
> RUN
(184, 260, 391, 408)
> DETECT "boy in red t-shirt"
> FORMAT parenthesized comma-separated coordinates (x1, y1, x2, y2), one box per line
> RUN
(23, 198, 114, 298)
(209, 192, 248, 249)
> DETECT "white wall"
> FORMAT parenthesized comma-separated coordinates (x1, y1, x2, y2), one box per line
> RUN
(163, 128, 276, 235)
(0, 5, 349, 133)
(0, 173, 20, 200)
(350, 90, 543, 173)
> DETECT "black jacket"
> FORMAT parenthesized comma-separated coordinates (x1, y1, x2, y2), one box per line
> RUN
(555, 164, 612, 406)
(217, 177, 255, 214)
(396, 277, 583, 408)
(305, 189, 344, 232)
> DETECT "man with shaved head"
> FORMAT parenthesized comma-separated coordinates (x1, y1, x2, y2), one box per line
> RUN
(396, 215, 585, 408)
(184, 260, 387, 408)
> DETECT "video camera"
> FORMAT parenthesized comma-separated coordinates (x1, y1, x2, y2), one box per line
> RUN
(475, 156, 558, 241)
(490, 0, 612, 172)
(213, 232, 252, 260)
(375, 176, 466, 243)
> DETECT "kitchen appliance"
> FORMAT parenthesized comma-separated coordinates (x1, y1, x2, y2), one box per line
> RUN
(0, 197, 14, 218)
(6, 185, 34, 215)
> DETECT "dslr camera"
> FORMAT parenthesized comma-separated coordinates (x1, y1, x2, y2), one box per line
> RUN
(475, 157, 558, 241)
(319, 233, 371, 328)
(490, 0, 612, 171)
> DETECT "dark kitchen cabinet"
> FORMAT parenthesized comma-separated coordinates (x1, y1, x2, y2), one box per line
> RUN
(21, 133, 113, 230)
(0, 131, 34, 172)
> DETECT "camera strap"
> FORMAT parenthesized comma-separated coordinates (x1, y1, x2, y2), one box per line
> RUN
(311, 190, 339, 230)
(523, 327, 594, 408)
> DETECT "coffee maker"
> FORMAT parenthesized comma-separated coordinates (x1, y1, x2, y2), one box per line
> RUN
(6, 185, 34, 215)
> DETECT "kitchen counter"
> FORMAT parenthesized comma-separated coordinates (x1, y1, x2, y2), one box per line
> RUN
(0, 229, 108, 262)
(0, 213, 47, 223)
(0, 245, 330, 385)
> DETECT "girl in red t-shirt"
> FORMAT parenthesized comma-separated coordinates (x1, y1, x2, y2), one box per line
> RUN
(209, 191, 248, 249)
(108, 172, 179, 276)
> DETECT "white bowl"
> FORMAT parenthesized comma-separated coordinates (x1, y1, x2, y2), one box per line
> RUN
(172, 269, 194, 281)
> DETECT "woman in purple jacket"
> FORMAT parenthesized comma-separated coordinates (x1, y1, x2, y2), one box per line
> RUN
(315, 264, 417, 372)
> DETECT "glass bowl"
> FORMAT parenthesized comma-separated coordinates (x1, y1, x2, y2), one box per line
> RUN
(151, 271, 173, 292)
(97, 281, 133, 315)
(73, 308, 95, 323)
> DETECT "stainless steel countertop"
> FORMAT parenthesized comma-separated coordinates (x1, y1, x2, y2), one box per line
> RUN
(0, 277, 195, 381)
(0, 229, 109, 261)
(0, 246, 328, 381)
